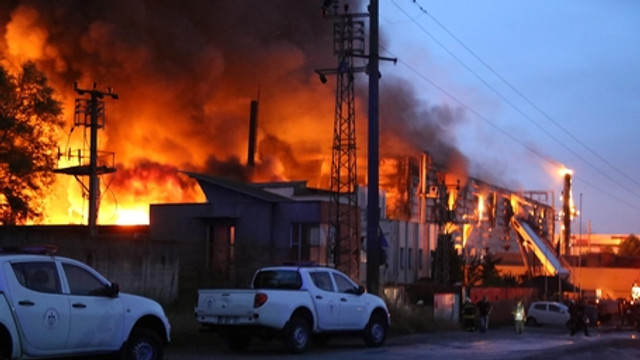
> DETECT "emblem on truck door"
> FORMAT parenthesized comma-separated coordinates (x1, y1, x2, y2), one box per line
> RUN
(205, 297, 215, 309)
(43, 308, 59, 329)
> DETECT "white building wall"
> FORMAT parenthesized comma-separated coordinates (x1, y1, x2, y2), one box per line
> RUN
(380, 219, 431, 284)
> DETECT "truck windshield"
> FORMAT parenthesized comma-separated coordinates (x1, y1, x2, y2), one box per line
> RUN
(253, 270, 302, 290)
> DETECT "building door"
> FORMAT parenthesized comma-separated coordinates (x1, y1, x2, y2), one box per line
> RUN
(208, 223, 235, 285)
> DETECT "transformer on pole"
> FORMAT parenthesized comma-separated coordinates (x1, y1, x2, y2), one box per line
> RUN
(55, 83, 117, 236)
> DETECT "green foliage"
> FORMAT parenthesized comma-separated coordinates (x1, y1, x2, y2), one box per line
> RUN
(618, 234, 640, 257)
(0, 62, 63, 224)
(385, 301, 459, 334)
(480, 247, 502, 286)
(463, 251, 483, 285)
(463, 247, 504, 286)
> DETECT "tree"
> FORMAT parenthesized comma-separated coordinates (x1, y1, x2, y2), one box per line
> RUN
(0, 61, 64, 224)
(480, 247, 502, 286)
(462, 250, 483, 286)
(618, 234, 640, 257)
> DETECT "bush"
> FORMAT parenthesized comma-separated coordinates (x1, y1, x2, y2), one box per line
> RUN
(386, 302, 460, 335)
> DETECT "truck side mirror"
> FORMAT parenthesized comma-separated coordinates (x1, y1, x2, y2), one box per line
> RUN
(107, 282, 120, 297)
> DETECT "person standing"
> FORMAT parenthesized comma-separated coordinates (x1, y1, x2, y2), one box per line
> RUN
(512, 298, 526, 334)
(568, 299, 590, 336)
(462, 297, 477, 332)
(477, 295, 492, 332)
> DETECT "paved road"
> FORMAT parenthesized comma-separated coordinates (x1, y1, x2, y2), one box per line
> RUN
(165, 326, 640, 360)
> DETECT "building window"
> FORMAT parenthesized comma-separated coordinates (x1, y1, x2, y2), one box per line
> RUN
(290, 223, 322, 263)
(400, 247, 405, 269)
(419, 248, 423, 269)
(408, 248, 413, 269)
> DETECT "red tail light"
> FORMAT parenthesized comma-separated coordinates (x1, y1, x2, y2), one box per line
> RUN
(254, 293, 268, 308)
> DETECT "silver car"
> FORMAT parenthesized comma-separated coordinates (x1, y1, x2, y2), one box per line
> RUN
(526, 301, 571, 327)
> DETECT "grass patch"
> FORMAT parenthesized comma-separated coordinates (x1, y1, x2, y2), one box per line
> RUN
(387, 302, 461, 335)
(165, 297, 223, 347)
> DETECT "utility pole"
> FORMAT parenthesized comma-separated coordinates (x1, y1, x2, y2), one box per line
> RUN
(366, 0, 380, 294)
(562, 171, 572, 255)
(55, 83, 117, 236)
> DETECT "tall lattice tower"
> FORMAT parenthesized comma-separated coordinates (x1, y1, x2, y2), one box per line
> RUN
(317, 4, 367, 279)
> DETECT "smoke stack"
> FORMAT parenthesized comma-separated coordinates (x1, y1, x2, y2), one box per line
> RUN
(419, 152, 432, 223)
(247, 99, 259, 167)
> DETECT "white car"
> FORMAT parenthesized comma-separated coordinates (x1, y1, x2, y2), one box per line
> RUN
(526, 301, 570, 327)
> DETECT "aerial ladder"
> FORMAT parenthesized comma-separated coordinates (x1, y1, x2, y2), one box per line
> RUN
(511, 216, 570, 277)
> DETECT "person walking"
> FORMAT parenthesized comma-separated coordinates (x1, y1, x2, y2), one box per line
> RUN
(512, 298, 526, 334)
(477, 295, 492, 332)
(569, 300, 590, 336)
(462, 297, 477, 332)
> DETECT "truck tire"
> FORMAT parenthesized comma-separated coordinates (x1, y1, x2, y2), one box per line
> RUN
(121, 328, 163, 360)
(0, 327, 11, 360)
(283, 317, 310, 353)
(363, 313, 387, 347)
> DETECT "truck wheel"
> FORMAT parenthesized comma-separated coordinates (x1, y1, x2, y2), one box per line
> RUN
(283, 317, 310, 353)
(363, 314, 387, 347)
(227, 334, 251, 352)
(122, 328, 163, 360)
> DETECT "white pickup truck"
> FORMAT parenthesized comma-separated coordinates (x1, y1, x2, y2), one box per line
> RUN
(0, 246, 171, 360)
(194, 265, 390, 353)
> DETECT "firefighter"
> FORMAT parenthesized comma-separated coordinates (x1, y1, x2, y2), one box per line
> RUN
(512, 298, 526, 334)
(462, 297, 476, 332)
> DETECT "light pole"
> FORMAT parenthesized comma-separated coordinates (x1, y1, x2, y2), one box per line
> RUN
(579, 192, 583, 299)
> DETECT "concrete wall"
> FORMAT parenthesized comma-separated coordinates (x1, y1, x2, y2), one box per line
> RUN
(0, 225, 179, 304)
(498, 264, 640, 300)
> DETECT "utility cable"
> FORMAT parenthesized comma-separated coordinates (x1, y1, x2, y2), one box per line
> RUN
(409, 0, 640, 190)
(389, 0, 640, 201)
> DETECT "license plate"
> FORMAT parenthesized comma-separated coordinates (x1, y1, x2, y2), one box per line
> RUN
(217, 316, 237, 324)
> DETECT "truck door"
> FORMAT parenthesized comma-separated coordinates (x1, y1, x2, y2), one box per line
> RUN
(308, 271, 341, 330)
(332, 272, 368, 329)
(7, 261, 71, 355)
(61, 262, 124, 351)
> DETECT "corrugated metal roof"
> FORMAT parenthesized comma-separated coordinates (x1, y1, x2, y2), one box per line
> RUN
(182, 171, 292, 202)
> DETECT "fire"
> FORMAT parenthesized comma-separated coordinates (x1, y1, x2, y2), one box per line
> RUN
(5, 6, 47, 68)
(1, 2, 480, 226)
(559, 167, 574, 177)
(113, 208, 149, 225)
(1, 2, 342, 225)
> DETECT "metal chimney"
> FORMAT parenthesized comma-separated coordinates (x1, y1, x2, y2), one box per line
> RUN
(247, 99, 258, 167)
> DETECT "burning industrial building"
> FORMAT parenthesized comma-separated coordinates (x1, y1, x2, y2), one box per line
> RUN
(0, 0, 495, 226)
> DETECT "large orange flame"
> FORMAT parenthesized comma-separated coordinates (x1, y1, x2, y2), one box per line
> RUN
(1, 1, 473, 225)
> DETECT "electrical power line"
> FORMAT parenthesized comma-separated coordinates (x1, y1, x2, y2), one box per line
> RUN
(385, 0, 640, 205)
(408, 0, 640, 190)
